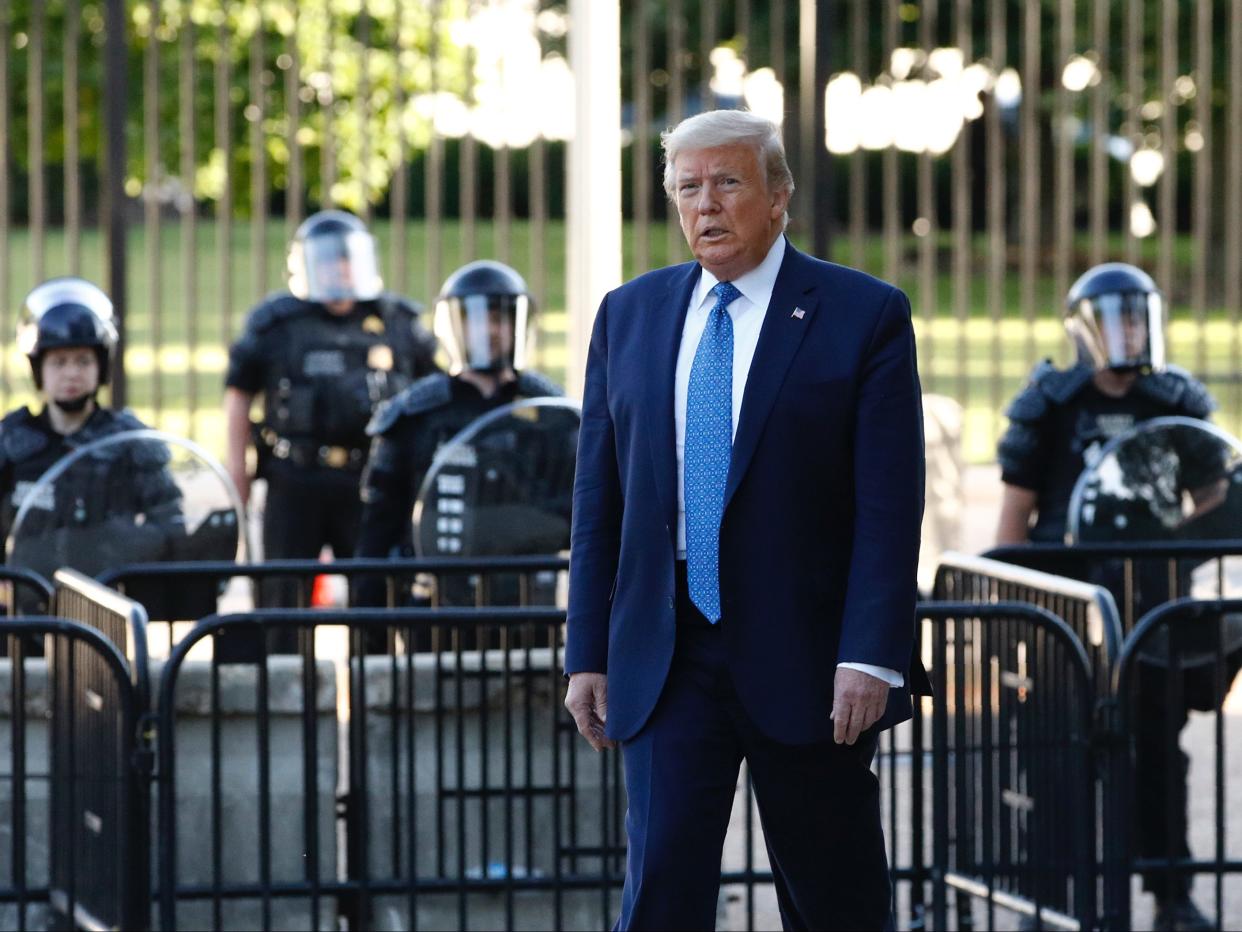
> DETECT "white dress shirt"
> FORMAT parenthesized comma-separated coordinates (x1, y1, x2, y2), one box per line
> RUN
(673, 234, 903, 688)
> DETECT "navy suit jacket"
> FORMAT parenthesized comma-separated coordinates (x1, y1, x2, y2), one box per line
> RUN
(565, 240, 929, 745)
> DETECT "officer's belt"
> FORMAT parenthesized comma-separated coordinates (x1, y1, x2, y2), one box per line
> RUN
(268, 436, 366, 470)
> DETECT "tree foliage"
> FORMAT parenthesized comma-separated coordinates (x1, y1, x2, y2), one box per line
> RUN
(5, 0, 476, 215)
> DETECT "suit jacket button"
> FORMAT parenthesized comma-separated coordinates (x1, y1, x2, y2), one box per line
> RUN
(667, 596, 675, 608)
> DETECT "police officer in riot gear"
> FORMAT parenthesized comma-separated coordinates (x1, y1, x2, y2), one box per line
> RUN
(0, 278, 184, 592)
(353, 260, 562, 603)
(996, 262, 1215, 546)
(996, 262, 1219, 931)
(224, 210, 438, 600)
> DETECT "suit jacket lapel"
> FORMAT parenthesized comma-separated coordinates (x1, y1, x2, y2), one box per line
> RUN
(647, 262, 702, 537)
(723, 243, 819, 510)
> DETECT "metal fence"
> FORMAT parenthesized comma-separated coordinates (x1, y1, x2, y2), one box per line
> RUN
(918, 602, 1097, 931)
(48, 568, 152, 930)
(149, 600, 1093, 932)
(933, 549, 1122, 690)
(1, 1, 1240, 460)
(97, 554, 571, 658)
(0, 617, 143, 931)
(986, 540, 1242, 636)
(0, 566, 53, 618)
(12, 553, 1237, 929)
(1104, 597, 1242, 931)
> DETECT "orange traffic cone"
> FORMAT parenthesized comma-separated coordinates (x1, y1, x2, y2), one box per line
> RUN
(310, 573, 334, 608)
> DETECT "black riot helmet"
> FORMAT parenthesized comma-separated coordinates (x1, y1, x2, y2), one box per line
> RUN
(1064, 262, 1167, 374)
(433, 260, 536, 374)
(286, 209, 383, 303)
(16, 277, 119, 389)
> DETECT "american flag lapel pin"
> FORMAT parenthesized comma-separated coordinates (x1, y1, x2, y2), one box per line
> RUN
(791, 307, 806, 320)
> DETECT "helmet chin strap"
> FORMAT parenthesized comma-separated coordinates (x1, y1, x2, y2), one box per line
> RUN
(51, 391, 95, 414)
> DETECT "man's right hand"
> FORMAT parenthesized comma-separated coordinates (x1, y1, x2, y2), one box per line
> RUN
(565, 672, 616, 751)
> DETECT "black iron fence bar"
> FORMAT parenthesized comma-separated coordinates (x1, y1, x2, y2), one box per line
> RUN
(4, 626, 34, 929)
(0, 4, 8, 398)
(27, 1, 44, 284)
(103, 0, 129, 408)
(64, 0, 81, 275)
(0, 567, 54, 614)
(143, 0, 162, 421)
(179, 2, 198, 440)
(1106, 596, 1242, 931)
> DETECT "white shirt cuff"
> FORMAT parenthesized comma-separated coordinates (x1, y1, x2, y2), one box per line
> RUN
(837, 661, 904, 688)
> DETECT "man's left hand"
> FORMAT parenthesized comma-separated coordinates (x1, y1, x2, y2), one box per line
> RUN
(831, 667, 889, 745)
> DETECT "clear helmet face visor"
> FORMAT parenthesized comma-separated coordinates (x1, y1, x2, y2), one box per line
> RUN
(1065, 291, 1166, 373)
(434, 294, 533, 374)
(287, 231, 383, 303)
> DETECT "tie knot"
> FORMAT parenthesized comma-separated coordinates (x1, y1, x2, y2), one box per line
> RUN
(712, 281, 741, 309)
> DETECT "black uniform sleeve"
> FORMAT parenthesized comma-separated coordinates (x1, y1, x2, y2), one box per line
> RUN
(352, 422, 418, 606)
(225, 312, 270, 394)
(356, 428, 416, 560)
(997, 381, 1053, 491)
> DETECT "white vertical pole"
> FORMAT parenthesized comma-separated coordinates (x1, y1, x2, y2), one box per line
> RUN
(566, 0, 622, 399)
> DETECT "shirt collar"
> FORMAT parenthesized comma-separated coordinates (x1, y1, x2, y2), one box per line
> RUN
(692, 234, 787, 312)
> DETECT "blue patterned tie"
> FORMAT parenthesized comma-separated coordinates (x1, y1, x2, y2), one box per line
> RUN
(684, 281, 740, 623)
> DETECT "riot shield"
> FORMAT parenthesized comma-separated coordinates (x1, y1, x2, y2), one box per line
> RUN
(6, 430, 249, 618)
(1068, 417, 1242, 544)
(412, 398, 579, 607)
(1068, 416, 1242, 670)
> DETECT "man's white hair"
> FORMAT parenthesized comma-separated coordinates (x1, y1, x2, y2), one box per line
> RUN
(660, 109, 795, 226)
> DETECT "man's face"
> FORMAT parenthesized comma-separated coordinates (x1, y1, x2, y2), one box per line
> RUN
(316, 256, 356, 315)
(41, 347, 99, 400)
(470, 305, 515, 371)
(674, 143, 789, 282)
(1119, 313, 1148, 358)
(1101, 305, 1149, 364)
(487, 308, 515, 359)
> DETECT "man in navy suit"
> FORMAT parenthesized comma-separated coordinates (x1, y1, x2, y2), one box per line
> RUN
(564, 109, 928, 930)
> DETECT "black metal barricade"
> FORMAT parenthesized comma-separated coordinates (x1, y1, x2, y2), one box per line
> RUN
(144, 597, 1103, 931)
(935, 551, 1123, 694)
(154, 606, 625, 932)
(1103, 597, 1242, 932)
(0, 567, 54, 617)
(54, 568, 151, 710)
(985, 541, 1242, 638)
(99, 556, 570, 657)
(909, 602, 1098, 932)
(0, 618, 142, 931)
(50, 569, 153, 930)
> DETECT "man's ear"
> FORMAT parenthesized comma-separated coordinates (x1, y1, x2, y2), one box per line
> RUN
(770, 186, 791, 220)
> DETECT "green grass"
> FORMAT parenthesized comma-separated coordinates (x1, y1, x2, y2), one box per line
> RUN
(2, 220, 1239, 465)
